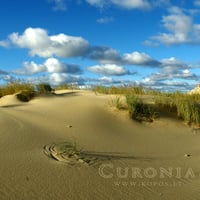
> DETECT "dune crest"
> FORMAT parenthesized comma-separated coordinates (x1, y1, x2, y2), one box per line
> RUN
(189, 84, 200, 94)
(0, 90, 200, 199)
(0, 93, 24, 107)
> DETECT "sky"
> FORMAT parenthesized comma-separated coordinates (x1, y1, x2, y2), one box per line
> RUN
(0, 0, 200, 91)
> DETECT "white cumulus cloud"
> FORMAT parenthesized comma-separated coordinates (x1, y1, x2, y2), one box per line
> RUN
(140, 57, 198, 89)
(8, 27, 89, 58)
(87, 46, 122, 64)
(88, 64, 130, 76)
(146, 7, 200, 45)
(22, 61, 46, 75)
(111, 0, 150, 9)
(99, 76, 113, 83)
(123, 51, 160, 66)
(44, 58, 82, 74)
(85, 0, 150, 9)
(160, 57, 188, 72)
(13, 58, 82, 75)
(49, 73, 83, 85)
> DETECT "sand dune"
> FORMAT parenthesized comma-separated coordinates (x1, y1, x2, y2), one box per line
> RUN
(0, 90, 200, 199)
(0, 93, 24, 107)
(189, 84, 200, 94)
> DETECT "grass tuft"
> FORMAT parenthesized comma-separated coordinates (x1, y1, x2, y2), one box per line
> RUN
(36, 83, 53, 94)
(155, 92, 200, 126)
(126, 93, 156, 122)
(0, 81, 35, 97)
(109, 96, 125, 110)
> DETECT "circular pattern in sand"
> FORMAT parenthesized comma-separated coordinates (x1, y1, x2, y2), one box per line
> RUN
(43, 142, 139, 166)
(43, 142, 99, 166)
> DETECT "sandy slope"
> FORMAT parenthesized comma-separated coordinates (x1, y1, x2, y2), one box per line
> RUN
(0, 90, 200, 200)
(189, 84, 200, 94)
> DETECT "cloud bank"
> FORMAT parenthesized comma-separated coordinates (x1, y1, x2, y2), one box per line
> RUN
(0, 27, 199, 91)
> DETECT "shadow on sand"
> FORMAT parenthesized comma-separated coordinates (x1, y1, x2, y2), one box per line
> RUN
(0, 91, 79, 108)
(52, 91, 78, 97)
(43, 142, 153, 166)
(0, 103, 29, 108)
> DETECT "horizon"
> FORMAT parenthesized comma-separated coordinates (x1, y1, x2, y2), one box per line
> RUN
(0, 0, 200, 92)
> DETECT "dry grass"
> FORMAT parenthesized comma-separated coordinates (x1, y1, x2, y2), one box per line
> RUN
(126, 93, 156, 122)
(93, 85, 145, 95)
(155, 92, 200, 126)
(0, 81, 35, 97)
(109, 96, 125, 110)
(0, 82, 53, 102)
(94, 86, 200, 126)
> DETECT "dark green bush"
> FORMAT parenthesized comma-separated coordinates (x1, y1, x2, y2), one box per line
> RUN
(126, 94, 155, 122)
(36, 83, 52, 94)
(16, 90, 35, 102)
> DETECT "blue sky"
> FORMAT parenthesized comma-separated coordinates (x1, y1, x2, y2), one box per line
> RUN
(0, 0, 200, 91)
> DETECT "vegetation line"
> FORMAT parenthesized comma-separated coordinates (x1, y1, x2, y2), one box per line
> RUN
(0, 81, 53, 102)
(1, 83, 200, 126)
(93, 85, 200, 126)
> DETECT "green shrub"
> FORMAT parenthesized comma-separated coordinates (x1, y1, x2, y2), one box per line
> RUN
(36, 83, 52, 94)
(154, 96, 176, 111)
(16, 90, 35, 102)
(126, 94, 155, 122)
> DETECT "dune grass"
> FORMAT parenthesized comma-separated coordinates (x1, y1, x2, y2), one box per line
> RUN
(126, 93, 156, 122)
(155, 92, 200, 126)
(0, 81, 35, 98)
(93, 85, 145, 95)
(109, 96, 125, 110)
(94, 85, 200, 126)
(1, 82, 200, 126)
(0, 82, 54, 102)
